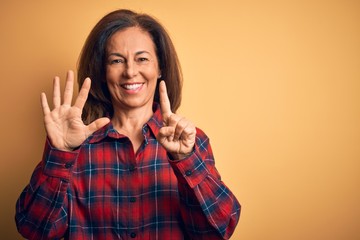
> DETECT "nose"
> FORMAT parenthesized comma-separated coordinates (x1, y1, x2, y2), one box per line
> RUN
(124, 60, 138, 78)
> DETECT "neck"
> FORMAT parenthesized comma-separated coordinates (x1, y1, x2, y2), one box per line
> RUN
(111, 105, 153, 135)
(111, 105, 154, 153)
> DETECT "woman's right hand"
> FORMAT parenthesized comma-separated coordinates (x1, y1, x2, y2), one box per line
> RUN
(41, 70, 110, 151)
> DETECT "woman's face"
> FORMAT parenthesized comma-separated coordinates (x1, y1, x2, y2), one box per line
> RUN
(105, 27, 160, 112)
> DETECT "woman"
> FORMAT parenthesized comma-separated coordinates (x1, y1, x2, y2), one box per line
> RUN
(15, 9, 240, 240)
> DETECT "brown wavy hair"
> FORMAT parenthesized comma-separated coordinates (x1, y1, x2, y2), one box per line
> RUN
(77, 9, 183, 124)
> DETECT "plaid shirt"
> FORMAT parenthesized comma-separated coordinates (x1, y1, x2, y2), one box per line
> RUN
(16, 104, 240, 240)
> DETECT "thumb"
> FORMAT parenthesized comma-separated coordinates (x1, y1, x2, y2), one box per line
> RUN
(86, 117, 110, 135)
(158, 126, 175, 138)
(157, 126, 175, 143)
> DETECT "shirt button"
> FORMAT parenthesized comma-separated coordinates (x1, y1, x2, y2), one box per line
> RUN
(65, 163, 73, 168)
(130, 197, 136, 203)
(185, 170, 192, 176)
(129, 164, 136, 172)
(130, 232, 137, 238)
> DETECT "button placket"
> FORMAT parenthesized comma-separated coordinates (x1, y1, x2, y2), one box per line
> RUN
(127, 157, 140, 236)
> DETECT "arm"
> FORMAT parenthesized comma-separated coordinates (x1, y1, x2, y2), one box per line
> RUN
(156, 81, 240, 239)
(169, 129, 241, 239)
(15, 71, 109, 239)
(15, 140, 78, 240)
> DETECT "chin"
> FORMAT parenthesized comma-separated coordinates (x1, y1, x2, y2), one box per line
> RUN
(121, 99, 153, 110)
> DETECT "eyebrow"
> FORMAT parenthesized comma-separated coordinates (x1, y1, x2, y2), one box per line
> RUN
(108, 51, 151, 58)
(108, 53, 125, 58)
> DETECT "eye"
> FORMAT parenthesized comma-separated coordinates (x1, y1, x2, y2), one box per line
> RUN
(110, 59, 125, 64)
(137, 57, 149, 63)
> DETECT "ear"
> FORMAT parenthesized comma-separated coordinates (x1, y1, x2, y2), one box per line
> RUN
(157, 66, 162, 79)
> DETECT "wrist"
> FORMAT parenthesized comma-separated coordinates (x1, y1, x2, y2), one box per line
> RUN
(47, 138, 76, 152)
(169, 149, 194, 160)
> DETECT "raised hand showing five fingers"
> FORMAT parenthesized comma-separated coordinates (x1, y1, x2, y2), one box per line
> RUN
(157, 81, 196, 159)
(41, 70, 110, 151)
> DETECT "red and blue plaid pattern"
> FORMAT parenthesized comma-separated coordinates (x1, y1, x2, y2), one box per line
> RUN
(16, 104, 240, 239)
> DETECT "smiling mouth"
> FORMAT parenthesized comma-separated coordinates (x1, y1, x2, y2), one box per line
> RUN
(121, 83, 144, 90)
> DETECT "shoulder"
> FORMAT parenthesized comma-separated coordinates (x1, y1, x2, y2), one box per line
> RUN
(195, 127, 208, 138)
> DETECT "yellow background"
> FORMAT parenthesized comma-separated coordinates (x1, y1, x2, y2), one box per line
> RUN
(1, 0, 359, 239)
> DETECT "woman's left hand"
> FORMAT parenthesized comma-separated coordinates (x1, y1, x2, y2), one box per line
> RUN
(157, 81, 196, 160)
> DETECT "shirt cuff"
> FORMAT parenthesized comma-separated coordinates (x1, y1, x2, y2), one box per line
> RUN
(169, 151, 209, 188)
(42, 138, 79, 180)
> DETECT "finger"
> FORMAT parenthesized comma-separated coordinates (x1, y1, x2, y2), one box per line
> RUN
(159, 81, 172, 117)
(158, 126, 175, 138)
(157, 126, 175, 142)
(74, 77, 91, 109)
(167, 113, 181, 127)
(63, 70, 74, 106)
(166, 114, 182, 141)
(86, 117, 110, 136)
(179, 124, 196, 144)
(40, 92, 50, 115)
(173, 117, 189, 141)
(53, 76, 61, 108)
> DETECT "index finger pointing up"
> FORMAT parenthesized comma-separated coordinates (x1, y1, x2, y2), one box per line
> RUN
(159, 81, 172, 116)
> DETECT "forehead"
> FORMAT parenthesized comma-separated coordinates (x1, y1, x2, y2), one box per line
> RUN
(106, 27, 156, 53)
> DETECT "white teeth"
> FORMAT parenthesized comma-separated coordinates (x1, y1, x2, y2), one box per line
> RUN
(123, 83, 142, 90)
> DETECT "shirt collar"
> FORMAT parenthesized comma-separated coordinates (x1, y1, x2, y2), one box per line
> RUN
(87, 103, 163, 144)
